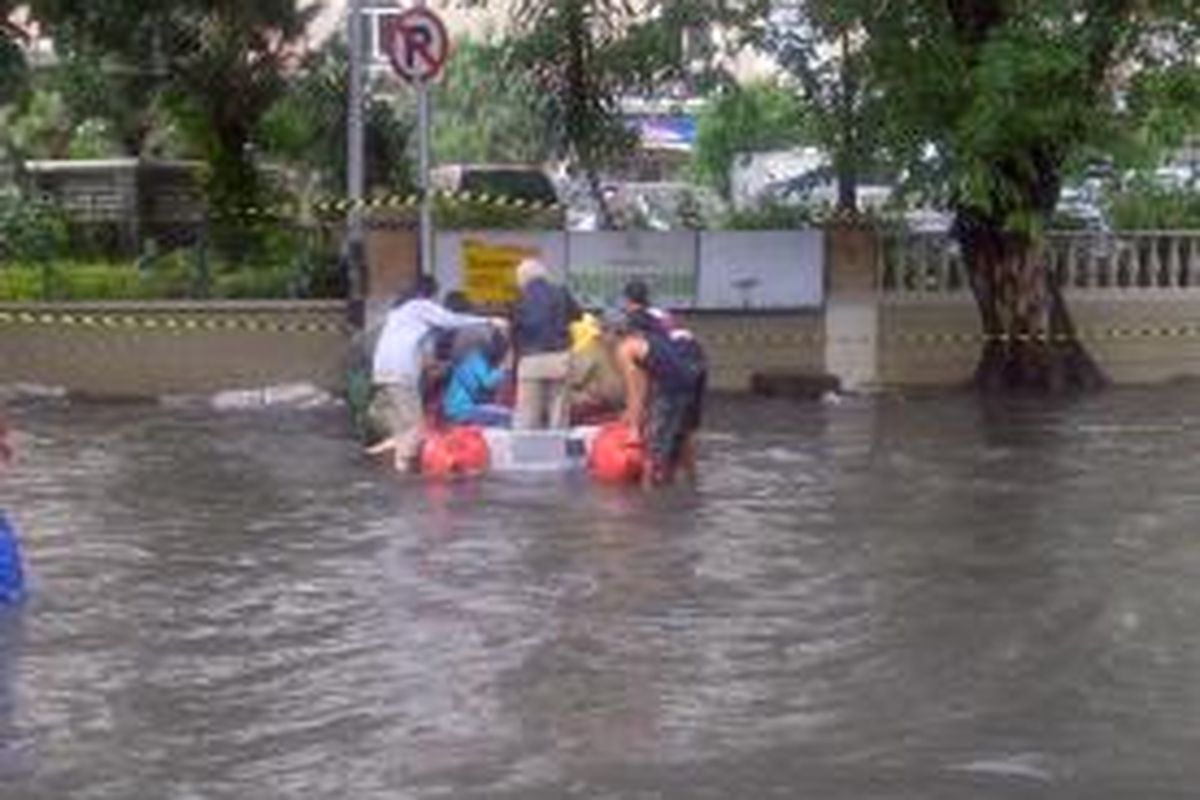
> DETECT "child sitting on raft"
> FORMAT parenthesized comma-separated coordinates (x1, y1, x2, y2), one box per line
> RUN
(442, 328, 513, 428)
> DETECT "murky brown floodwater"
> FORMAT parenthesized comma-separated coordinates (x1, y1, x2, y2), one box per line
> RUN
(3, 388, 1200, 799)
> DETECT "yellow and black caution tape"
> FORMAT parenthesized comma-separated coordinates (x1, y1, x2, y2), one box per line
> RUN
(701, 323, 1200, 347)
(0, 310, 351, 336)
(4, 308, 1200, 347)
(889, 324, 1200, 345)
(214, 189, 565, 221)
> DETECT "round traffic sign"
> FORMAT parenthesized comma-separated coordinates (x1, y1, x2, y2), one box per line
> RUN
(384, 7, 450, 83)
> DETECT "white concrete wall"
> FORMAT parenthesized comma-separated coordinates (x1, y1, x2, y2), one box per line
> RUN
(432, 229, 825, 310)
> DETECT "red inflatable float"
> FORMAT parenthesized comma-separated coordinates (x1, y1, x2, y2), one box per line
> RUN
(588, 422, 646, 484)
(420, 426, 491, 478)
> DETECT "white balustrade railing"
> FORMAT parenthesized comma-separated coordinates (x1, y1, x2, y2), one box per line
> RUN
(879, 232, 968, 295)
(880, 231, 1200, 296)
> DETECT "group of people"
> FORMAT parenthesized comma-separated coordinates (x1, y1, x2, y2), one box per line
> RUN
(364, 259, 707, 486)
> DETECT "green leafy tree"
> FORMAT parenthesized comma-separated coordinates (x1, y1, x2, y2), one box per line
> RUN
(28, 0, 181, 156)
(507, 0, 638, 227)
(0, 89, 75, 160)
(833, 0, 1197, 392)
(758, 3, 888, 212)
(432, 38, 553, 165)
(48, 46, 175, 157)
(692, 81, 810, 199)
(31, 0, 316, 211)
(0, 67, 131, 164)
(1108, 179, 1200, 230)
(261, 40, 415, 198)
(506, 0, 757, 227)
(1123, 63, 1200, 168)
(164, 1, 318, 213)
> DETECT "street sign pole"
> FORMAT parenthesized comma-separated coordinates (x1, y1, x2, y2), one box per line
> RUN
(385, 3, 448, 280)
(416, 0, 433, 280)
(346, 0, 366, 319)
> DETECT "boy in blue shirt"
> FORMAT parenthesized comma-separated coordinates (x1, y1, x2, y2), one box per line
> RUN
(442, 330, 513, 428)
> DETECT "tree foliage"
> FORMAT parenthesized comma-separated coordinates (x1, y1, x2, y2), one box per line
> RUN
(1122, 62, 1200, 168)
(260, 40, 415, 198)
(692, 81, 810, 199)
(756, 2, 888, 212)
(163, 1, 318, 211)
(0, 89, 78, 160)
(30, 0, 317, 210)
(506, 0, 639, 226)
(839, 0, 1197, 390)
(848, 1, 1196, 228)
(505, 0, 760, 226)
(26, 0, 175, 156)
(431, 39, 553, 165)
(1108, 178, 1200, 230)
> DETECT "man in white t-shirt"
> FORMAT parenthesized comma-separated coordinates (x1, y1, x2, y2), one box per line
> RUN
(367, 276, 499, 472)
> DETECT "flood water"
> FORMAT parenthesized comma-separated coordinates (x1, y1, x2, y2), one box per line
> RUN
(3, 389, 1200, 799)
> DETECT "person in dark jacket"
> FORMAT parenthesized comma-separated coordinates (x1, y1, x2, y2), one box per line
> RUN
(512, 258, 580, 429)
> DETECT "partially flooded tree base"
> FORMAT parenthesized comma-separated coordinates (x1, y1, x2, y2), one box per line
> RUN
(972, 339, 1107, 394)
(963, 223, 1108, 395)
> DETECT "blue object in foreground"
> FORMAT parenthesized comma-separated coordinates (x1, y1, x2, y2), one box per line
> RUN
(0, 512, 25, 605)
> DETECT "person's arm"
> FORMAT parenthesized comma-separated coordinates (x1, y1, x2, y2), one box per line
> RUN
(415, 299, 491, 331)
(617, 337, 649, 434)
(478, 358, 507, 392)
(564, 287, 583, 323)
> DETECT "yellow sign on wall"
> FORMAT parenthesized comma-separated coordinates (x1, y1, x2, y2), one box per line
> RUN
(461, 239, 537, 305)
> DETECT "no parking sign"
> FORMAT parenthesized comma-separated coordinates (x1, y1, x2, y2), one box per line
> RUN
(383, 6, 450, 83)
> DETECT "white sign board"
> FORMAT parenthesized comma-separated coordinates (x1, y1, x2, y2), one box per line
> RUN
(567, 231, 697, 308)
(698, 230, 824, 309)
(432, 229, 824, 310)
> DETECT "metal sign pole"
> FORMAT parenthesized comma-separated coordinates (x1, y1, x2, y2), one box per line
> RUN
(416, 0, 433, 279)
(418, 83, 433, 278)
(385, 2, 447, 281)
(346, 0, 367, 318)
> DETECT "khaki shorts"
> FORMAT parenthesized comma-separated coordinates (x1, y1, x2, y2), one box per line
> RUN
(515, 351, 572, 430)
(369, 381, 425, 462)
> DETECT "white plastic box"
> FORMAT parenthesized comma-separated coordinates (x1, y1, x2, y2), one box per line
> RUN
(481, 427, 600, 473)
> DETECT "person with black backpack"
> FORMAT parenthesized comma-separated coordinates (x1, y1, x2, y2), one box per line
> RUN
(614, 281, 708, 487)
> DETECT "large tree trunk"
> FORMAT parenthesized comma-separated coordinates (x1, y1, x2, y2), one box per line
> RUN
(834, 28, 859, 215)
(960, 220, 1106, 394)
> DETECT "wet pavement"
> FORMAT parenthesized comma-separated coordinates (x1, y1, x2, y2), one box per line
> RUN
(2, 388, 1200, 798)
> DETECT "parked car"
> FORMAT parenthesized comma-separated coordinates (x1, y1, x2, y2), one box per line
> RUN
(431, 163, 560, 207)
(1054, 186, 1112, 233)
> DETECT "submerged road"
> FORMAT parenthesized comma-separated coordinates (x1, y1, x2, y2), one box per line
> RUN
(1, 389, 1199, 798)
